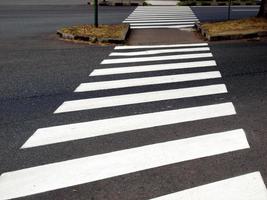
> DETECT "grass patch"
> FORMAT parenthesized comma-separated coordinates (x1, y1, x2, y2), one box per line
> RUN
(59, 24, 128, 39)
(201, 17, 267, 36)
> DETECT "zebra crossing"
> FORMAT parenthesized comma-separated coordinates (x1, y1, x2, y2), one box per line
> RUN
(145, 1, 178, 6)
(123, 6, 199, 29)
(1, 43, 267, 199)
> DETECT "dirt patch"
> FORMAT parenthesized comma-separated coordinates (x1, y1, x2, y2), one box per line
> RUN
(202, 17, 267, 36)
(57, 24, 129, 44)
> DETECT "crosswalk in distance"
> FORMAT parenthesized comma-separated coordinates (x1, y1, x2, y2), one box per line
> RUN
(123, 6, 199, 29)
(1, 43, 267, 200)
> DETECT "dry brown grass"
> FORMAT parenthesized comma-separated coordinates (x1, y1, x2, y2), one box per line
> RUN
(60, 24, 128, 39)
(202, 17, 267, 36)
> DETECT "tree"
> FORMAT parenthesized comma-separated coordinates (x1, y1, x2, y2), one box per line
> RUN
(258, 0, 267, 17)
(94, 0, 98, 27)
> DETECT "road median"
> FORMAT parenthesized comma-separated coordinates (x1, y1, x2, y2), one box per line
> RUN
(196, 17, 267, 41)
(57, 24, 130, 44)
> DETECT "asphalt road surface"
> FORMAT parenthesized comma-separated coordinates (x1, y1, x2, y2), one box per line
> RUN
(0, 2, 267, 200)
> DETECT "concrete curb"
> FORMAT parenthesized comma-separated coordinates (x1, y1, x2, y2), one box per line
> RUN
(195, 22, 267, 41)
(57, 24, 130, 44)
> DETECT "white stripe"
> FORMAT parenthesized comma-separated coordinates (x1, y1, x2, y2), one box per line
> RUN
(131, 12, 195, 15)
(134, 9, 192, 11)
(132, 10, 194, 12)
(127, 15, 196, 19)
(110, 47, 210, 57)
(55, 84, 228, 113)
(131, 9, 193, 11)
(91, 60, 217, 76)
(124, 19, 199, 23)
(126, 18, 197, 21)
(22, 102, 235, 148)
(151, 172, 267, 200)
(130, 10, 195, 12)
(132, 8, 195, 13)
(136, 6, 191, 7)
(133, 8, 192, 13)
(128, 14, 196, 16)
(1, 129, 248, 200)
(127, 19, 197, 23)
(135, 6, 192, 7)
(125, 16, 198, 21)
(114, 43, 208, 50)
(101, 53, 212, 64)
(128, 12, 196, 15)
(76, 71, 221, 92)
(135, 8, 192, 10)
(128, 22, 196, 26)
(132, 9, 193, 11)
(131, 25, 194, 29)
(127, 14, 196, 17)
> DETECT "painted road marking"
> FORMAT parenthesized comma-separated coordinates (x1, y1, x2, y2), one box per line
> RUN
(131, 25, 195, 29)
(1, 129, 249, 200)
(133, 9, 193, 11)
(133, 9, 193, 12)
(128, 22, 196, 26)
(128, 13, 196, 16)
(114, 43, 208, 50)
(90, 60, 217, 76)
(109, 47, 210, 57)
(125, 6, 198, 29)
(127, 15, 196, 19)
(22, 102, 236, 148)
(101, 53, 213, 64)
(123, 19, 199, 23)
(76, 71, 221, 92)
(143, 0, 178, 5)
(125, 17, 198, 20)
(151, 172, 267, 200)
(131, 12, 195, 15)
(55, 84, 228, 113)
(133, 6, 192, 13)
(126, 15, 196, 18)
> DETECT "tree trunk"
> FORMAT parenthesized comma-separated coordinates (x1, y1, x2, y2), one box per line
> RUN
(258, 0, 267, 17)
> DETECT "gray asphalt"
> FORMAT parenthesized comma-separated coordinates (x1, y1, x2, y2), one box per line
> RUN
(0, 2, 267, 200)
(192, 5, 260, 21)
